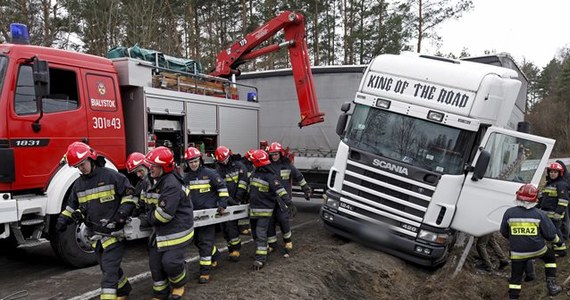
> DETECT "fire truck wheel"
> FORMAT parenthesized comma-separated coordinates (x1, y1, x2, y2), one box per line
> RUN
(50, 222, 97, 268)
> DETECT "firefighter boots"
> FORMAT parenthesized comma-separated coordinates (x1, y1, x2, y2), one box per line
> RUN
(229, 250, 240, 262)
(199, 274, 210, 284)
(171, 286, 185, 300)
(252, 260, 264, 271)
(546, 277, 562, 296)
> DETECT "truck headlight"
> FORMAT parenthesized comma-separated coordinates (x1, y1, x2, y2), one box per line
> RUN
(324, 195, 339, 211)
(418, 229, 449, 245)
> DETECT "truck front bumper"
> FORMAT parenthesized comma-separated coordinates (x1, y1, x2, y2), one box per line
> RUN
(320, 190, 449, 267)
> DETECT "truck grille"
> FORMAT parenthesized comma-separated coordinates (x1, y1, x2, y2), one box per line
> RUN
(339, 158, 437, 239)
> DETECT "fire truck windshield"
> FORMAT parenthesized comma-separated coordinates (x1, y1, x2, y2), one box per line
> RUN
(343, 104, 476, 175)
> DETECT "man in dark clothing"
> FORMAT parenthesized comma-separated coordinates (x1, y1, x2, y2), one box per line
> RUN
(248, 149, 291, 270)
(183, 147, 229, 284)
(126, 152, 152, 220)
(500, 183, 562, 299)
(537, 162, 569, 256)
(56, 142, 136, 300)
(267, 142, 311, 256)
(144, 146, 194, 300)
(214, 146, 249, 261)
(555, 160, 570, 240)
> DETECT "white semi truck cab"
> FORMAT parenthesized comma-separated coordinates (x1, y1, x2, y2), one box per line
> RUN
(320, 53, 555, 266)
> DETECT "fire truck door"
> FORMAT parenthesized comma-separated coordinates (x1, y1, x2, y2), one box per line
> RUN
(84, 73, 125, 165)
(9, 64, 88, 190)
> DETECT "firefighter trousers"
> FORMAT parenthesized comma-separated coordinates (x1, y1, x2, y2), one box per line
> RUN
(194, 225, 220, 275)
(148, 243, 188, 300)
(251, 217, 271, 263)
(222, 219, 241, 253)
(508, 248, 556, 299)
(94, 240, 131, 299)
(267, 205, 291, 246)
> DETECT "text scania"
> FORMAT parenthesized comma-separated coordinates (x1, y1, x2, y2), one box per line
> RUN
(366, 74, 470, 108)
(372, 159, 409, 175)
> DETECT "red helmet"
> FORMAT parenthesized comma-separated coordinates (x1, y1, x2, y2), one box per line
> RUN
(65, 142, 97, 167)
(251, 149, 271, 167)
(515, 183, 539, 202)
(547, 162, 564, 175)
(126, 152, 148, 173)
(184, 147, 202, 161)
(215, 146, 232, 162)
(245, 149, 255, 162)
(268, 142, 284, 155)
(145, 146, 175, 173)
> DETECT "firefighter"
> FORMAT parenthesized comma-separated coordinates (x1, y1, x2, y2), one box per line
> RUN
(214, 146, 249, 261)
(266, 142, 311, 256)
(126, 152, 152, 220)
(237, 149, 256, 236)
(143, 146, 194, 300)
(537, 162, 569, 256)
(55, 142, 136, 300)
(183, 147, 229, 284)
(555, 160, 570, 240)
(248, 149, 291, 270)
(500, 183, 562, 298)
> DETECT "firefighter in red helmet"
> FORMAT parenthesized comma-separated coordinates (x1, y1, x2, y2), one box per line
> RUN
(183, 146, 229, 284)
(214, 146, 249, 261)
(267, 141, 311, 257)
(500, 183, 562, 298)
(248, 149, 291, 270)
(56, 142, 136, 300)
(537, 162, 569, 257)
(126, 152, 152, 221)
(143, 146, 194, 300)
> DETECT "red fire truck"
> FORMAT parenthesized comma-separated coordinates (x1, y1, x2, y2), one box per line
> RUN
(0, 11, 323, 267)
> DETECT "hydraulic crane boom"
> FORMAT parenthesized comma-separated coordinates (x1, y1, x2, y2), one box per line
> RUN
(210, 11, 324, 127)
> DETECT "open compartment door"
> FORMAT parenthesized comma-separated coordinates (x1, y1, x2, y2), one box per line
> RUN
(451, 126, 554, 236)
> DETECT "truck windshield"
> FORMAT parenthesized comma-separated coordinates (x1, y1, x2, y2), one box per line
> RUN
(344, 104, 476, 175)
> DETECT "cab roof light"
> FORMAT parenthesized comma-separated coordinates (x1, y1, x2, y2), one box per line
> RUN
(10, 23, 30, 45)
(375, 98, 391, 109)
(427, 110, 444, 122)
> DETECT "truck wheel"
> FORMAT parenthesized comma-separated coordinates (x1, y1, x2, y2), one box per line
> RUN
(0, 235, 18, 254)
(50, 223, 97, 268)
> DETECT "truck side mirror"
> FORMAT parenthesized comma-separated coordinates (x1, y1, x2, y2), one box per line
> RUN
(471, 149, 491, 181)
(340, 102, 351, 113)
(336, 113, 349, 137)
(32, 58, 50, 98)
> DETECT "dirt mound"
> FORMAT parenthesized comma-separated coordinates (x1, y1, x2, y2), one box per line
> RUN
(183, 220, 570, 300)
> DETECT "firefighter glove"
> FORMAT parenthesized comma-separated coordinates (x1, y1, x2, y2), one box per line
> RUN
(71, 209, 84, 224)
(287, 203, 298, 219)
(217, 206, 226, 215)
(228, 197, 240, 206)
(55, 217, 68, 232)
(302, 185, 312, 200)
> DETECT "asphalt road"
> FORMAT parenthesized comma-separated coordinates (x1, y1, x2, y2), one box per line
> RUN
(0, 197, 323, 300)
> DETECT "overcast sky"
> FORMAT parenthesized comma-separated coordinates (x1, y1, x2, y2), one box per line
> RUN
(422, 0, 570, 68)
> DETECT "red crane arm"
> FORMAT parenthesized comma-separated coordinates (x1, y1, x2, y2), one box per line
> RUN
(209, 11, 324, 127)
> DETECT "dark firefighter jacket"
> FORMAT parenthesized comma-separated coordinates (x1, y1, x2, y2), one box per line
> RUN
(59, 166, 136, 249)
(500, 206, 560, 260)
(269, 156, 307, 196)
(538, 176, 570, 221)
(184, 166, 230, 210)
(248, 166, 290, 218)
(215, 158, 249, 204)
(142, 172, 194, 251)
